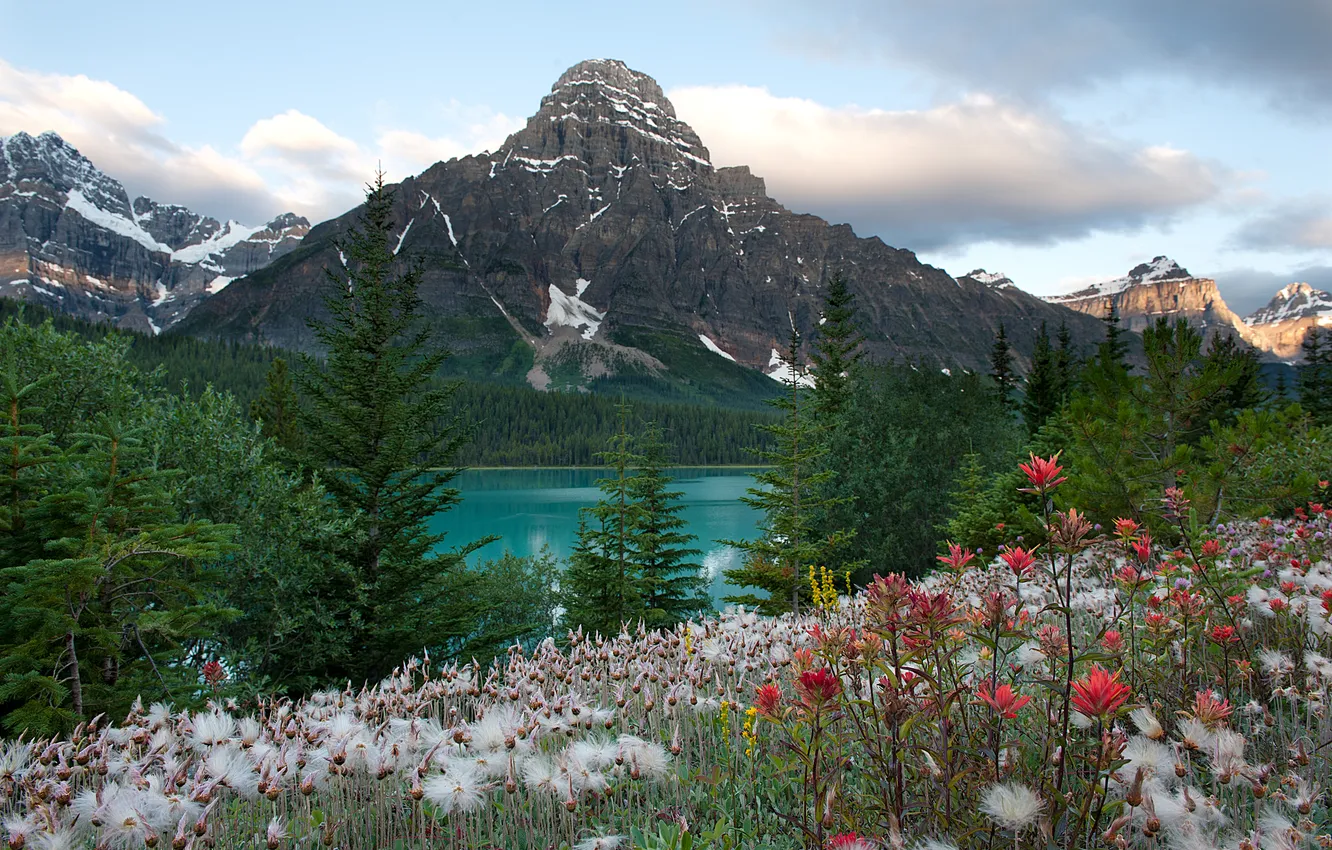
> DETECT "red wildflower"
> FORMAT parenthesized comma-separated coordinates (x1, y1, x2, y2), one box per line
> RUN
(1019, 452, 1068, 494)
(1000, 546, 1038, 578)
(754, 683, 783, 719)
(827, 833, 873, 850)
(937, 541, 976, 572)
(1101, 630, 1124, 652)
(1189, 689, 1233, 728)
(1070, 666, 1132, 721)
(976, 681, 1032, 719)
(1112, 517, 1140, 539)
(1200, 539, 1222, 558)
(1208, 625, 1239, 645)
(1312, 503, 1325, 515)
(1130, 534, 1153, 564)
(796, 668, 842, 708)
(201, 660, 227, 688)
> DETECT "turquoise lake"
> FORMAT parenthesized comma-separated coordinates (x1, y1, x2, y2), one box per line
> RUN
(426, 467, 764, 601)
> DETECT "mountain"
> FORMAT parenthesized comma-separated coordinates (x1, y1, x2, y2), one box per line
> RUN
(176, 59, 1110, 398)
(958, 269, 1015, 290)
(1242, 282, 1332, 360)
(0, 131, 307, 334)
(1045, 257, 1255, 342)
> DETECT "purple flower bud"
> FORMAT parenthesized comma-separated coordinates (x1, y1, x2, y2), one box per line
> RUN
(1094, 523, 1103, 531)
(1229, 548, 1241, 558)
(1263, 569, 1272, 579)
(1316, 532, 1325, 541)
(976, 548, 984, 554)
(1275, 524, 1287, 534)
(1174, 578, 1191, 590)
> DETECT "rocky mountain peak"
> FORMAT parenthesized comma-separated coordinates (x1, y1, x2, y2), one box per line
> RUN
(502, 58, 712, 182)
(2, 130, 137, 225)
(1245, 281, 1332, 326)
(959, 269, 1014, 289)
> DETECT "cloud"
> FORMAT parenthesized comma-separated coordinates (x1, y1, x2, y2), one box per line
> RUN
(767, 0, 1332, 108)
(1231, 197, 1332, 251)
(0, 59, 514, 225)
(1207, 264, 1332, 316)
(671, 85, 1222, 250)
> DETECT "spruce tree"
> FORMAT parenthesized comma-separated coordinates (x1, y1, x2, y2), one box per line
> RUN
(724, 329, 844, 615)
(1021, 322, 1060, 436)
(296, 173, 484, 682)
(1054, 321, 1078, 401)
(250, 357, 303, 453)
(629, 422, 707, 628)
(809, 273, 862, 420)
(1299, 327, 1332, 424)
(562, 402, 643, 635)
(1098, 303, 1130, 371)
(988, 322, 1018, 413)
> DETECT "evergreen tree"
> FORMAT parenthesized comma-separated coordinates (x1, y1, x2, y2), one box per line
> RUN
(1021, 322, 1060, 436)
(562, 402, 643, 635)
(808, 273, 862, 420)
(1054, 321, 1078, 401)
(1098, 303, 1130, 371)
(988, 322, 1018, 413)
(296, 173, 485, 682)
(250, 357, 304, 453)
(1299, 327, 1332, 424)
(724, 330, 844, 614)
(629, 422, 707, 628)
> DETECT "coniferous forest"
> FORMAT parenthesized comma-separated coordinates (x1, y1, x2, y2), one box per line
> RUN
(3, 177, 1332, 850)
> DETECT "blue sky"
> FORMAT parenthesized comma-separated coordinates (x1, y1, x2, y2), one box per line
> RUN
(2, 0, 1330, 313)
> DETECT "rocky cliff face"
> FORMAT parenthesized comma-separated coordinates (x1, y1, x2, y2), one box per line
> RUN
(1242, 283, 1332, 360)
(0, 131, 307, 334)
(178, 59, 1109, 392)
(1046, 257, 1262, 347)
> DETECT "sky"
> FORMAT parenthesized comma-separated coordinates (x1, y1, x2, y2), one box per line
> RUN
(2, 0, 1330, 314)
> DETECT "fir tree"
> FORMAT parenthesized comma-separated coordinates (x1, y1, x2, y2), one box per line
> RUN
(1022, 323, 1060, 436)
(296, 173, 485, 682)
(250, 357, 303, 453)
(1098, 303, 1130, 371)
(562, 402, 643, 635)
(629, 422, 707, 628)
(1299, 327, 1332, 424)
(724, 329, 844, 615)
(809, 273, 862, 420)
(1054, 321, 1078, 401)
(988, 322, 1018, 413)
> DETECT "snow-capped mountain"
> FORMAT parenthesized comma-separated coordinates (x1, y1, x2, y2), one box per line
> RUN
(0, 131, 307, 334)
(1046, 256, 1255, 346)
(1242, 283, 1332, 360)
(178, 58, 1111, 393)
(957, 269, 1015, 290)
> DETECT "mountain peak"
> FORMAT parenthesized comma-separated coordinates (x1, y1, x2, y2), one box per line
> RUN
(494, 58, 712, 181)
(960, 269, 1014, 289)
(1245, 281, 1332, 326)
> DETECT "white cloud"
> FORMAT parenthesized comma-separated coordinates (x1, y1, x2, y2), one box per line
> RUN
(1232, 197, 1332, 251)
(670, 84, 1222, 250)
(0, 59, 513, 225)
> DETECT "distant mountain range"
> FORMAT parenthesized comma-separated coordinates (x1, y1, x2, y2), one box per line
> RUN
(3, 60, 1328, 399)
(0, 131, 307, 335)
(1043, 256, 1331, 361)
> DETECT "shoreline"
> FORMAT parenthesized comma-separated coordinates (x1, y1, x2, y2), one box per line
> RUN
(439, 464, 769, 471)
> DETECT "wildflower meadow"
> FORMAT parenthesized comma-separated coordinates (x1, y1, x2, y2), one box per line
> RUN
(2, 455, 1330, 849)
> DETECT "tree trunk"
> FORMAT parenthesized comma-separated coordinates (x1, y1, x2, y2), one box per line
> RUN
(65, 630, 83, 718)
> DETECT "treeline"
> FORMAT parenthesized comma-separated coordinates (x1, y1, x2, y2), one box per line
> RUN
(0, 299, 775, 466)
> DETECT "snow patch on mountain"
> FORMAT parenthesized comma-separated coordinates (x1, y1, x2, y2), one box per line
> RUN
(962, 269, 1014, 289)
(545, 282, 604, 341)
(766, 348, 815, 387)
(171, 221, 264, 264)
(1051, 256, 1192, 302)
(1244, 282, 1332, 326)
(64, 190, 170, 253)
(698, 334, 736, 362)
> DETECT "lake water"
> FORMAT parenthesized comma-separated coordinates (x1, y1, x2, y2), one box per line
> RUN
(427, 467, 764, 601)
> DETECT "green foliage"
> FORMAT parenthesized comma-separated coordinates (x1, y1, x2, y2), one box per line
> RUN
(250, 357, 304, 454)
(630, 423, 708, 629)
(821, 362, 1023, 579)
(296, 173, 488, 683)
(450, 549, 560, 668)
(808, 273, 862, 421)
(1299, 326, 1332, 425)
(1021, 322, 1060, 436)
(988, 321, 1018, 414)
(562, 403, 644, 635)
(724, 331, 843, 614)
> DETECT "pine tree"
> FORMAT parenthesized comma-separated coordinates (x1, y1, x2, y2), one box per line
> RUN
(562, 402, 643, 635)
(809, 273, 862, 420)
(1299, 327, 1332, 424)
(296, 173, 485, 682)
(1022, 323, 1060, 436)
(1098, 303, 1130, 371)
(1054, 321, 1079, 401)
(629, 422, 707, 628)
(989, 322, 1018, 413)
(724, 329, 844, 615)
(250, 357, 303, 453)
(1, 416, 234, 733)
